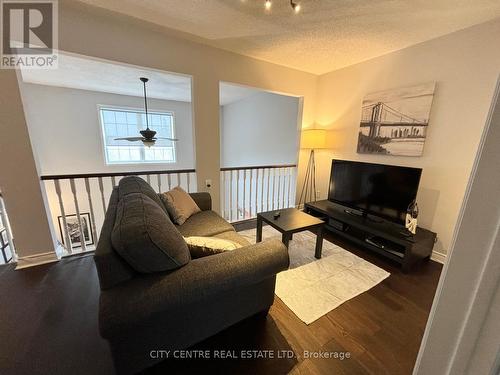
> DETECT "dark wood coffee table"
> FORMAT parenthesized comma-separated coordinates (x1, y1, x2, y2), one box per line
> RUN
(256, 208, 325, 259)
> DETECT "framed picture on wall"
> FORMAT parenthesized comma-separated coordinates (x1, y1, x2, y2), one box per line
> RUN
(357, 82, 436, 156)
(58, 213, 94, 248)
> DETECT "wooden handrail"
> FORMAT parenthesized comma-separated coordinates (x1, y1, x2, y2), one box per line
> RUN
(220, 164, 296, 172)
(40, 169, 196, 181)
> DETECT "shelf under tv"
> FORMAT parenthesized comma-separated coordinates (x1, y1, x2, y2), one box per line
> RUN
(304, 200, 436, 272)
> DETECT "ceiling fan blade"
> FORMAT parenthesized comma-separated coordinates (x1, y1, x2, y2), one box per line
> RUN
(155, 137, 179, 141)
(114, 137, 143, 142)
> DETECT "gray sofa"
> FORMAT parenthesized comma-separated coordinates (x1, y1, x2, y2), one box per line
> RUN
(94, 177, 289, 374)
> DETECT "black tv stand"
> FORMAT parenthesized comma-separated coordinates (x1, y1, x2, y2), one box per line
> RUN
(344, 208, 362, 216)
(305, 200, 436, 272)
(344, 209, 384, 223)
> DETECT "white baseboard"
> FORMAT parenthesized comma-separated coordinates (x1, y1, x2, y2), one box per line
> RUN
(431, 250, 447, 264)
(15, 250, 60, 270)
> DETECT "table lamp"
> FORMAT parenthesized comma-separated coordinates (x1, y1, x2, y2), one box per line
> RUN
(299, 128, 327, 206)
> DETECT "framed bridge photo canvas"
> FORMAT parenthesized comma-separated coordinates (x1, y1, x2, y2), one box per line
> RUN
(357, 82, 436, 156)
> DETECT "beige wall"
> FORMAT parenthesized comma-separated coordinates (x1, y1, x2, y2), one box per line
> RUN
(314, 19, 500, 254)
(0, 0, 317, 258)
(414, 78, 500, 375)
(2, 0, 499, 260)
(0, 71, 56, 258)
(57, 0, 318, 214)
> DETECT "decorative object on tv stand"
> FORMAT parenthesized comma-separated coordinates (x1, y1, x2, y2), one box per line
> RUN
(405, 200, 419, 235)
(114, 77, 179, 147)
(57, 213, 94, 249)
(357, 82, 436, 157)
(298, 128, 327, 206)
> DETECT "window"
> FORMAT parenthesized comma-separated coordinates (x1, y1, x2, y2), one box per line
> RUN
(99, 107, 176, 164)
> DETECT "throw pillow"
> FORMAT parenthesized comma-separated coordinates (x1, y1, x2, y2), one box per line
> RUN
(184, 236, 242, 259)
(111, 193, 190, 273)
(160, 186, 201, 225)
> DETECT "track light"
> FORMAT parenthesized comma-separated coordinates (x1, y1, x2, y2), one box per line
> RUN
(259, 0, 300, 14)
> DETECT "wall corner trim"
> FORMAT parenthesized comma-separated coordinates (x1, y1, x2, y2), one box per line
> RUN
(431, 250, 447, 264)
(15, 250, 60, 270)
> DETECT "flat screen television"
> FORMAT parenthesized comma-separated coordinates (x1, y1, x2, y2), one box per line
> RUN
(328, 160, 422, 225)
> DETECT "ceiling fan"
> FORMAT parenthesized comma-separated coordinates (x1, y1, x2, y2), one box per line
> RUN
(114, 77, 178, 147)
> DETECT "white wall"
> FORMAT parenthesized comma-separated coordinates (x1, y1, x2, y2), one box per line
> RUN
(19, 82, 195, 175)
(220, 91, 300, 167)
(313, 19, 500, 255)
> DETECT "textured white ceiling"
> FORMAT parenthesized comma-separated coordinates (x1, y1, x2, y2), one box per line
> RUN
(76, 0, 500, 74)
(20, 53, 259, 105)
(21, 53, 193, 102)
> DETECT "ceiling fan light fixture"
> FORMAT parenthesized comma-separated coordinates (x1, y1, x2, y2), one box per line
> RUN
(113, 77, 179, 146)
(142, 139, 156, 148)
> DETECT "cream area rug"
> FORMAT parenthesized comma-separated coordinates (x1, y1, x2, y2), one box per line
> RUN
(238, 226, 390, 325)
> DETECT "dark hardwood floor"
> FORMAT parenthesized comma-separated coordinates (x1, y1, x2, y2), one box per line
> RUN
(0, 222, 442, 375)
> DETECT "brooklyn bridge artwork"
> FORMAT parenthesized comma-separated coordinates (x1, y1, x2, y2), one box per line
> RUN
(357, 82, 436, 156)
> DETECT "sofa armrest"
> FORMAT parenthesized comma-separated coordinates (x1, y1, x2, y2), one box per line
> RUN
(99, 239, 288, 336)
(189, 192, 211, 211)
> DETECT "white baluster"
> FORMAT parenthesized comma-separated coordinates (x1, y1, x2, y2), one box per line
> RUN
(177, 173, 181, 187)
(167, 174, 172, 190)
(157, 174, 162, 193)
(236, 170, 240, 220)
(259, 168, 264, 213)
(266, 168, 271, 211)
(54, 180, 73, 253)
(271, 168, 275, 211)
(220, 171, 225, 219)
(277, 168, 282, 209)
(98, 177, 106, 213)
(85, 178, 98, 240)
(243, 169, 247, 220)
(187, 173, 191, 192)
(249, 169, 253, 218)
(250, 169, 259, 217)
(70, 179, 86, 252)
(229, 170, 233, 222)
(287, 167, 292, 208)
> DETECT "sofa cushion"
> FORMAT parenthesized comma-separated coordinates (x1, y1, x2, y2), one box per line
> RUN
(213, 230, 252, 247)
(184, 236, 242, 259)
(111, 193, 190, 273)
(118, 176, 167, 214)
(94, 188, 136, 290)
(177, 210, 234, 237)
(160, 186, 201, 225)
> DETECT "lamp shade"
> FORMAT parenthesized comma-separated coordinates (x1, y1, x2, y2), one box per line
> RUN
(301, 128, 327, 149)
